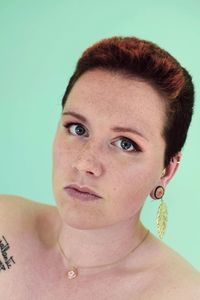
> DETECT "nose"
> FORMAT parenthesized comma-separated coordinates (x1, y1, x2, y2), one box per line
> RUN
(71, 142, 103, 176)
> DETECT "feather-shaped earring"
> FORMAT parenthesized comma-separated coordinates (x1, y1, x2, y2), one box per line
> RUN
(154, 186, 167, 239)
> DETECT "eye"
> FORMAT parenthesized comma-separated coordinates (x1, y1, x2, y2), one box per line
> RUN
(63, 122, 141, 153)
(114, 137, 141, 153)
(64, 122, 88, 136)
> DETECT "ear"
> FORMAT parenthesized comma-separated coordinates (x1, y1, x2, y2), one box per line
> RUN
(150, 152, 181, 200)
(160, 152, 182, 188)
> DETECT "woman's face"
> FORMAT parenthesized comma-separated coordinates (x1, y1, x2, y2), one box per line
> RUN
(52, 69, 166, 229)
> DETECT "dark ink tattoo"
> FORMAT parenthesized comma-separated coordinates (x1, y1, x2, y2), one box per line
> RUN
(0, 235, 16, 272)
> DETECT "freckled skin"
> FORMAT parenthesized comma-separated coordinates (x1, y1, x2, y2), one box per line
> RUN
(2, 69, 194, 300)
(52, 69, 167, 230)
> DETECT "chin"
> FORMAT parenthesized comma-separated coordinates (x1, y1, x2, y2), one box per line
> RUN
(64, 219, 104, 230)
(59, 210, 108, 230)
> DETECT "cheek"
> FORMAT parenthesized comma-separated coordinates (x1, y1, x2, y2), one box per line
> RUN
(53, 135, 73, 168)
(110, 161, 159, 203)
(52, 140, 63, 171)
(52, 136, 75, 189)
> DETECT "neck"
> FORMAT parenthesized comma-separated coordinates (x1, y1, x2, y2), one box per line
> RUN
(55, 215, 148, 275)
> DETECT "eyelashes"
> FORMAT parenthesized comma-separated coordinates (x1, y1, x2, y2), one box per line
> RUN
(63, 122, 142, 153)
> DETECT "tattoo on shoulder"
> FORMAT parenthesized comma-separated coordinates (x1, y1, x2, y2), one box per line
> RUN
(0, 235, 16, 272)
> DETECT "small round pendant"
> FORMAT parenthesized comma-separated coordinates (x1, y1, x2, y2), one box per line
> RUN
(67, 267, 78, 279)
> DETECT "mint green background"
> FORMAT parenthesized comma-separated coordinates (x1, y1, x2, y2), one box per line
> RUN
(0, 1, 200, 270)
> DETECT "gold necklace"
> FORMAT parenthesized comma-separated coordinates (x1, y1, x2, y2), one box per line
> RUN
(57, 229, 150, 279)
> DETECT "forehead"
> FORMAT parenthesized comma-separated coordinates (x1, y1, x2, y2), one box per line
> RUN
(64, 69, 166, 139)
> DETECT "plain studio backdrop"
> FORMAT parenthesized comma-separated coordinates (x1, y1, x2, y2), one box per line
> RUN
(0, 0, 199, 270)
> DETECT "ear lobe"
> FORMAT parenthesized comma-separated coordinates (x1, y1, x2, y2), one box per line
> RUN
(160, 152, 182, 187)
(150, 152, 181, 200)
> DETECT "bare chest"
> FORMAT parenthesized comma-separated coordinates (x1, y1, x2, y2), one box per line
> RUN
(1, 249, 196, 300)
(0, 209, 144, 299)
(0, 250, 152, 300)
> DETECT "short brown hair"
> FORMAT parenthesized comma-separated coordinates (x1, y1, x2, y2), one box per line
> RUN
(61, 36, 194, 167)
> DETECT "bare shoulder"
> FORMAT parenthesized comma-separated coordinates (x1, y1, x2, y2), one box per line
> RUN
(144, 234, 200, 299)
(0, 194, 34, 231)
(0, 194, 60, 298)
(0, 194, 50, 229)
(0, 194, 59, 240)
(0, 193, 47, 207)
(0, 193, 56, 214)
(0, 193, 42, 210)
(162, 252, 200, 300)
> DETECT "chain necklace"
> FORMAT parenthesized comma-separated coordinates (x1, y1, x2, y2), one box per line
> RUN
(57, 229, 150, 279)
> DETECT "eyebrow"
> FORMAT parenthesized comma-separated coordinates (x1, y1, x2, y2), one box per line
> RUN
(62, 111, 148, 141)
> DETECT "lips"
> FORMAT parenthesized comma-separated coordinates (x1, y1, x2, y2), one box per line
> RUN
(65, 184, 101, 198)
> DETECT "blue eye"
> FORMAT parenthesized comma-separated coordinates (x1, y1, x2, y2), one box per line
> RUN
(114, 138, 139, 152)
(63, 122, 141, 153)
(64, 122, 87, 136)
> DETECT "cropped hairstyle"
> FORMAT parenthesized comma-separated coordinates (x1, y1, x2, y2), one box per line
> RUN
(61, 36, 194, 167)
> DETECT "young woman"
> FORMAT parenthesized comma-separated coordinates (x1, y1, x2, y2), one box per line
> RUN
(1, 36, 200, 299)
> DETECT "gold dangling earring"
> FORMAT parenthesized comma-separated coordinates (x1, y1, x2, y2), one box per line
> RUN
(154, 186, 168, 239)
